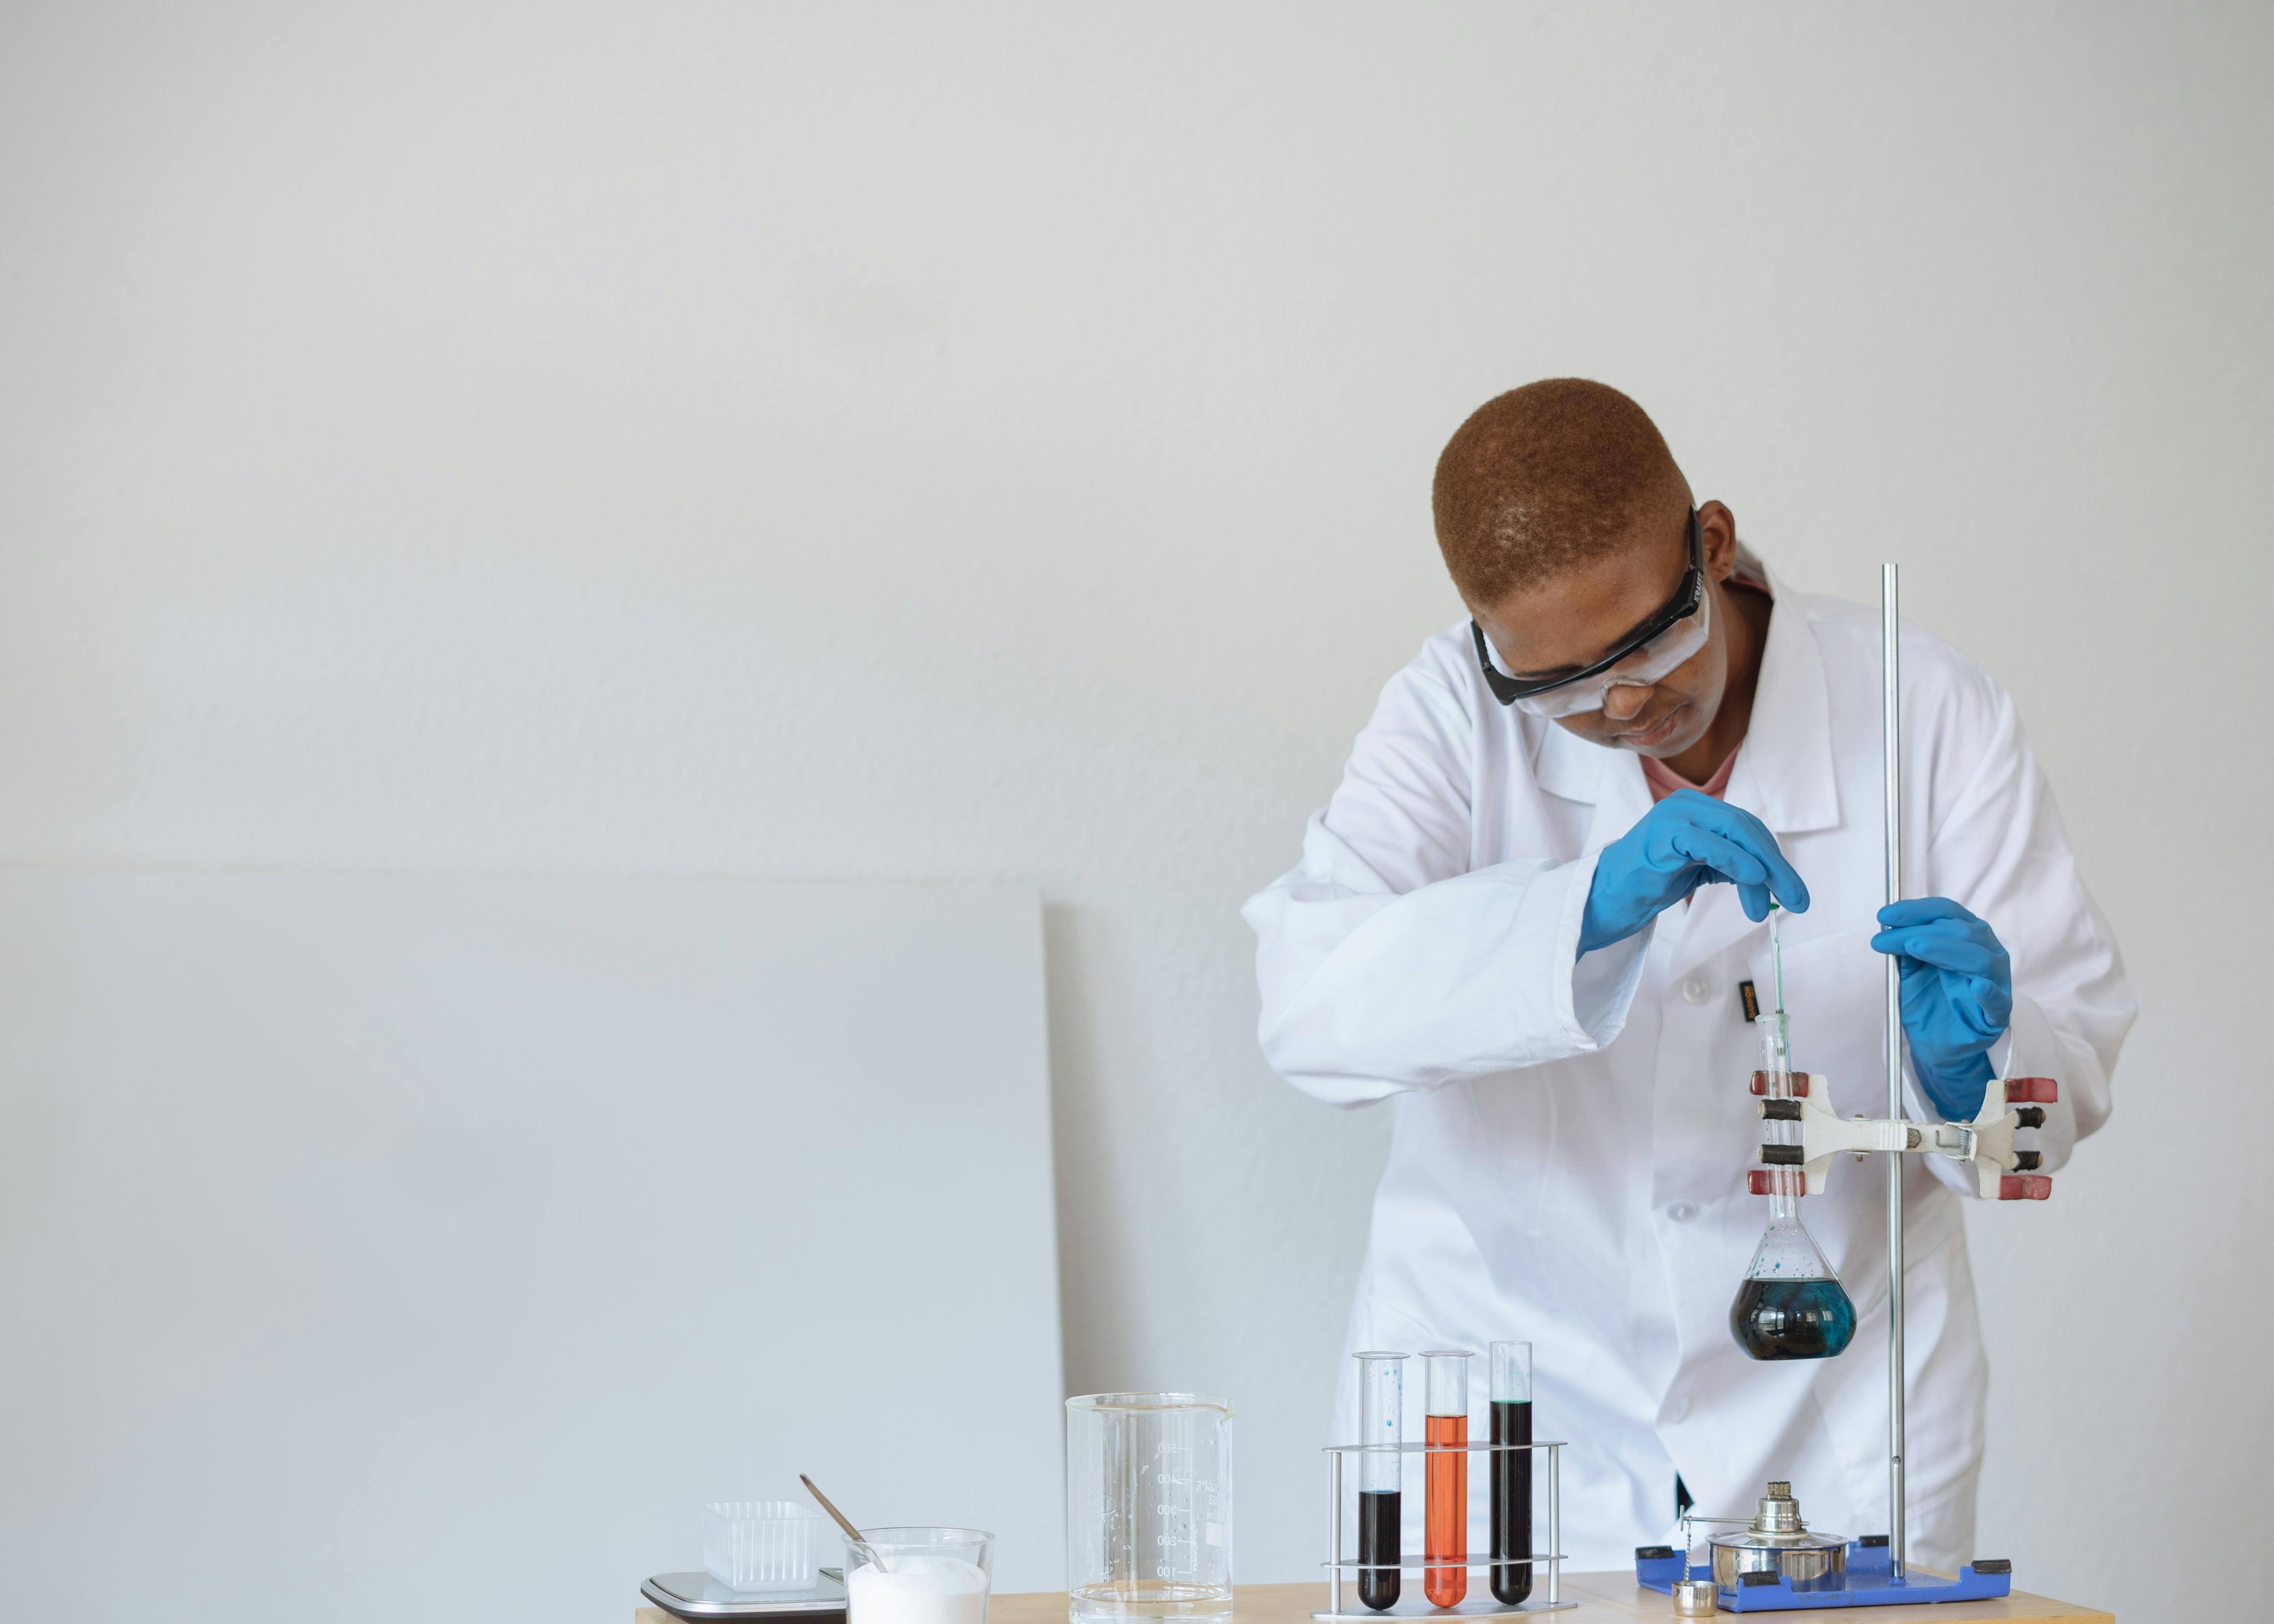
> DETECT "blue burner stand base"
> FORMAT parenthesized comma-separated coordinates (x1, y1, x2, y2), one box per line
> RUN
(1635, 1543, 2012, 1611)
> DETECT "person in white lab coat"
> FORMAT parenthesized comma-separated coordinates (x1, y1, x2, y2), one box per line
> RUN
(1243, 379, 2132, 1574)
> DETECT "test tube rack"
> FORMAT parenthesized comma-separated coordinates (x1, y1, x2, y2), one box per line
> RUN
(1313, 1437, 1576, 1620)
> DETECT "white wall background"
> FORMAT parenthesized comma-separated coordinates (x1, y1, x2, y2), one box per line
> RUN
(2, 4, 2266, 1619)
(0, 873, 1063, 1616)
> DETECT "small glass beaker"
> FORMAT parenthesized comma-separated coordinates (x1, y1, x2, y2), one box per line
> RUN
(844, 1527, 994, 1624)
(1065, 1393, 1233, 1624)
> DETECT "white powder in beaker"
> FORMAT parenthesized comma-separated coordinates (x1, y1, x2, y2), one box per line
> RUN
(846, 1555, 989, 1624)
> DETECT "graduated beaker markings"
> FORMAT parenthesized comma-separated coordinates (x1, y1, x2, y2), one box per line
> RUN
(1066, 1394, 1234, 1624)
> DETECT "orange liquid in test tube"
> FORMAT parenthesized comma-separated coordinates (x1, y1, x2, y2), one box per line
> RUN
(1424, 1411, 1468, 1605)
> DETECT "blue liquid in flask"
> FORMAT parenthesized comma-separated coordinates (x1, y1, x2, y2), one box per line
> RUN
(1730, 1276, 1857, 1360)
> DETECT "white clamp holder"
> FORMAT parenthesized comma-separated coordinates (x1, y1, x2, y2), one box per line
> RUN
(1747, 1071, 2057, 1202)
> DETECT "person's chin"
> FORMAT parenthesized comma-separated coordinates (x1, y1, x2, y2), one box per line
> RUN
(1612, 703, 1693, 754)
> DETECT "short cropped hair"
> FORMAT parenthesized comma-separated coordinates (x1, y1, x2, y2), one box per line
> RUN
(1431, 379, 1687, 605)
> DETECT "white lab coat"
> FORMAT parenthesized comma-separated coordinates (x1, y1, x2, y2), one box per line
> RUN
(1243, 554, 2131, 1573)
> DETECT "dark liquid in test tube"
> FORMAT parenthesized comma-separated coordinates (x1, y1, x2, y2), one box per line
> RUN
(1357, 1489, 1400, 1610)
(1489, 1400, 1532, 1604)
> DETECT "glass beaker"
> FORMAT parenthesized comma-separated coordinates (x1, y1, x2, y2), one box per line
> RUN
(1352, 1353, 1405, 1611)
(1065, 1393, 1233, 1624)
(845, 1528, 994, 1624)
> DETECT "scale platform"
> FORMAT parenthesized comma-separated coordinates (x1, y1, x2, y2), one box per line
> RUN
(641, 1569, 847, 1621)
(1635, 1545, 2012, 1611)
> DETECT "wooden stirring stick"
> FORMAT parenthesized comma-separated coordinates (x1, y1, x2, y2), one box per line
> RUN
(800, 1473, 886, 1573)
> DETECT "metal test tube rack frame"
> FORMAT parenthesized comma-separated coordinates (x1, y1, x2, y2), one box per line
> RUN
(1314, 1436, 1575, 1620)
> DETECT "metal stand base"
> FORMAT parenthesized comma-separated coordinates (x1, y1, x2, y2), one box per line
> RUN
(1635, 1546, 2013, 1612)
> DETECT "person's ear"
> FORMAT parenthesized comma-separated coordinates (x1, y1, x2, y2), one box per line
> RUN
(1697, 501, 1739, 583)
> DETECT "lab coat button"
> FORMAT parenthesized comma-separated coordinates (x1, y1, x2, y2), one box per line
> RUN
(1680, 976, 1712, 1004)
(1667, 1201, 1698, 1223)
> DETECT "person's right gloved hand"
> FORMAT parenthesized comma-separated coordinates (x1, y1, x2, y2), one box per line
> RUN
(1580, 788, 1811, 956)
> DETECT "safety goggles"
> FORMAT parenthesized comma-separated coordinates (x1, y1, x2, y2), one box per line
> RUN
(1471, 507, 1710, 718)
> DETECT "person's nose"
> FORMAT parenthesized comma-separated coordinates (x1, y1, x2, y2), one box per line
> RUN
(1600, 681, 1652, 724)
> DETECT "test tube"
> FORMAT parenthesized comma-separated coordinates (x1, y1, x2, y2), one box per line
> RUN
(1488, 1342, 1532, 1605)
(1422, 1350, 1471, 1607)
(1354, 1353, 1406, 1611)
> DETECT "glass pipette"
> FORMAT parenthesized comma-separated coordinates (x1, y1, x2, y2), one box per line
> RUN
(1762, 900, 1791, 1077)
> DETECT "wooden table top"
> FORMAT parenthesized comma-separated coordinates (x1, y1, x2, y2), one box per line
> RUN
(637, 1575, 2112, 1624)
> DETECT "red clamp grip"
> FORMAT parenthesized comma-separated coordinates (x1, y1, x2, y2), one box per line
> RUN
(1749, 1071, 1812, 1097)
(1748, 1169, 1806, 1197)
(1998, 1174, 2053, 1201)
(2004, 1077, 2058, 1104)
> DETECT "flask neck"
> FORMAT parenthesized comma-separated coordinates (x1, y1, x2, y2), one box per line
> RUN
(1745, 1194, 1839, 1282)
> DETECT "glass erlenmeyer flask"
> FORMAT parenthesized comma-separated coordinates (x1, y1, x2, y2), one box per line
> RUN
(1730, 1001, 1857, 1361)
(1730, 1195, 1857, 1359)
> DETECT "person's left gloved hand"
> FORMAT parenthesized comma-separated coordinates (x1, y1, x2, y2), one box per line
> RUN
(1871, 897, 2013, 1121)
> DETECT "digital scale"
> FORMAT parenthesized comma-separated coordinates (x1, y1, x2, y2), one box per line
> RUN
(641, 1569, 847, 1622)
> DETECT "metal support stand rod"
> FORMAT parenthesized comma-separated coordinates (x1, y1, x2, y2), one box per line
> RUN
(1881, 563, 1907, 1585)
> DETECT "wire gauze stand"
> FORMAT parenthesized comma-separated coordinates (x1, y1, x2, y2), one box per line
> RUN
(1315, 1436, 1574, 1619)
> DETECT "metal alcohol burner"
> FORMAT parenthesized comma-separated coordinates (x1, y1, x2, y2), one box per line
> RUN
(1707, 1483, 1848, 1593)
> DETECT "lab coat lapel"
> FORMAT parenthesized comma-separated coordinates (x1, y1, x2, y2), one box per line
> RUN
(1530, 711, 1655, 856)
(1664, 560, 1842, 980)
(1725, 550, 1841, 839)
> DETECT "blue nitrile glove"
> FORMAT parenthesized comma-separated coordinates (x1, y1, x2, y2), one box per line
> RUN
(1580, 789, 1811, 956)
(1871, 897, 2013, 1121)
